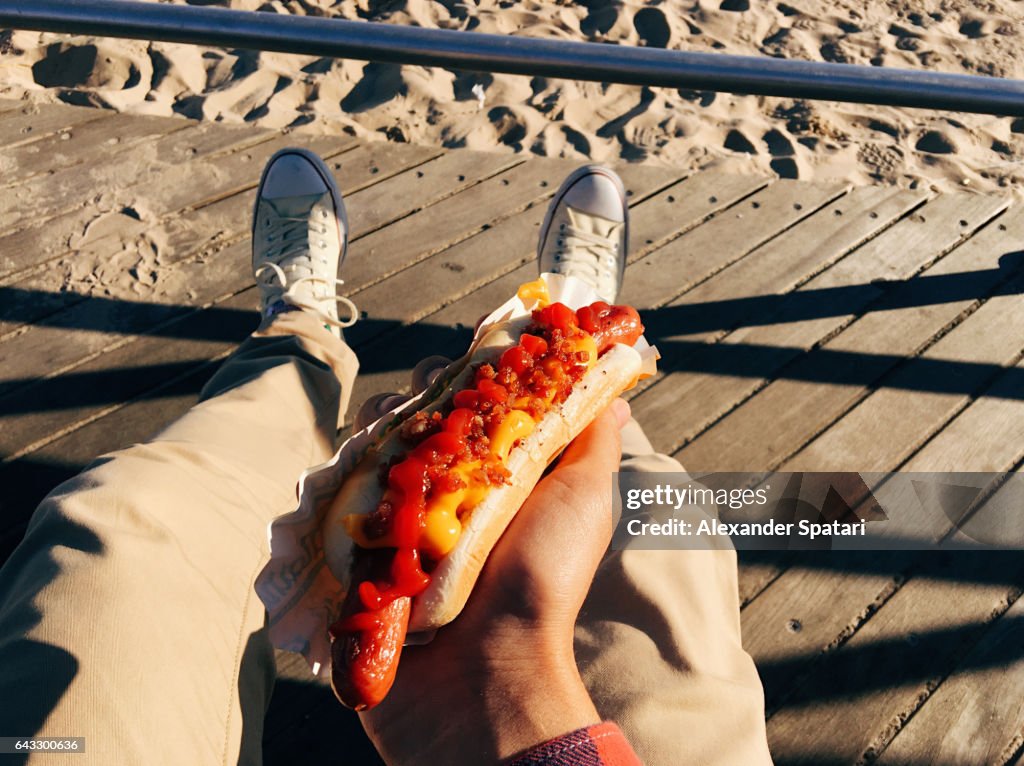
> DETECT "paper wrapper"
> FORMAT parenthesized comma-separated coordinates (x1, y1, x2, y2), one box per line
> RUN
(254, 273, 659, 676)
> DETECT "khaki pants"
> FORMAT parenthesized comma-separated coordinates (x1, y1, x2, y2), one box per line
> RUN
(0, 312, 771, 765)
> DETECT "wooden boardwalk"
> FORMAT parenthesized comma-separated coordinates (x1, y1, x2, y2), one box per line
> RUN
(1, 99, 1023, 765)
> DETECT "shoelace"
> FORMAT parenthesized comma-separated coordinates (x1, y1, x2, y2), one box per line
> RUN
(256, 214, 358, 329)
(553, 223, 620, 283)
(256, 261, 359, 329)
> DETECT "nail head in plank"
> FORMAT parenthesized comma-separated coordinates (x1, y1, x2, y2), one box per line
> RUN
(0, 111, 188, 191)
(0, 101, 110, 152)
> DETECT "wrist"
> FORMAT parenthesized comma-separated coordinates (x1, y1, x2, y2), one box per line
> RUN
(360, 620, 598, 766)
(476, 621, 599, 760)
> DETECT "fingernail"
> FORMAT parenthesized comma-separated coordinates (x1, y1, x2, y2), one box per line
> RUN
(611, 398, 631, 428)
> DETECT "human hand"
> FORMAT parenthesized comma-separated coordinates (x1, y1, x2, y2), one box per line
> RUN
(358, 397, 630, 765)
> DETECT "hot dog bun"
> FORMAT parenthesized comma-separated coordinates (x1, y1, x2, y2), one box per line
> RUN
(322, 321, 643, 633)
(409, 341, 641, 630)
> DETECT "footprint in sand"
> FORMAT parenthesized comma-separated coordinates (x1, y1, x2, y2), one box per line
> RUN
(32, 43, 140, 89)
(770, 158, 799, 179)
(580, 0, 617, 37)
(763, 129, 794, 157)
(634, 8, 671, 48)
(529, 123, 592, 158)
(915, 130, 957, 154)
(487, 106, 528, 149)
(959, 18, 993, 39)
(341, 62, 406, 112)
(858, 143, 904, 178)
(724, 129, 757, 154)
(867, 119, 899, 138)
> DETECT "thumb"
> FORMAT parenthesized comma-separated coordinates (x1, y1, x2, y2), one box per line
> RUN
(489, 401, 627, 590)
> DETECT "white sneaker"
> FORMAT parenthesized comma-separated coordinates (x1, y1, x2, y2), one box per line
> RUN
(252, 147, 358, 337)
(537, 165, 628, 303)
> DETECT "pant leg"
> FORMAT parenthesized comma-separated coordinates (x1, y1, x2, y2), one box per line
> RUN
(575, 419, 773, 766)
(0, 310, 357, 766)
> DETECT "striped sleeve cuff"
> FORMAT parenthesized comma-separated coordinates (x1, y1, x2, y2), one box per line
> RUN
(508, 722, 642, 766)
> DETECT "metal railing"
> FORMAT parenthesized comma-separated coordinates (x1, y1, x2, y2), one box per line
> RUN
(2, 0, 1024, 116)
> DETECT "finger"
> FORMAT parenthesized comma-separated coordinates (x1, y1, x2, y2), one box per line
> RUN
(554, 404, 624, 480)
(353, 393, 410, 431)
(611, 398, 631, 429)
(410, 356, 452, 395)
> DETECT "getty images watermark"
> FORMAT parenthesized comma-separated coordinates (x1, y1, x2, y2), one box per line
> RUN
(611, 472, 1024, 551)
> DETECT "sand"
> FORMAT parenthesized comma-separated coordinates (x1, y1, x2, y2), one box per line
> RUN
(2, 0, 1024, 195)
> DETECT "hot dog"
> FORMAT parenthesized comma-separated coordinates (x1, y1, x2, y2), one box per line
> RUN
(322, 278, 649, 710)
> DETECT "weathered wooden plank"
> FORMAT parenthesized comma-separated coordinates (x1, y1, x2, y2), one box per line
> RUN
(341, 158, 581, 294)
(346, 172, 770, 410)
(874, 588, 1024, 766)
(0, 141, 432, 337)
(0, 148, 523, 455)
(0, 152, 546, 423)
(631, 186, 933, 456)
(0, 111, 188, 190)
(766, 554, 1024, 766)
(0, 119, 288, 286)
(616, 182, 852, 427)
(0, 102, 109, 151)
(0, 117, 288, 234)
(0, 290, 254, 461)
(674, 204, 1024, 472)
(0, 144, 443, 401)
(900, 358, 1024, 474)
(625, 172, 769, 261)
(347, 148, 523, 236)
(617, 180, 848, 317)
(737, 550, 792, 607)
(783, 265, 1024, 473)
(740, 552, 912, 709)
(0, 163, 677, 461)
(0, 164, 675, 538)
(344, 163, 687, 348)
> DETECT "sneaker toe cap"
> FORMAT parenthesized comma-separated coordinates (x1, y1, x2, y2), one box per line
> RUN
(562, 168, 626, 223)
(262, 153, 329, 199)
